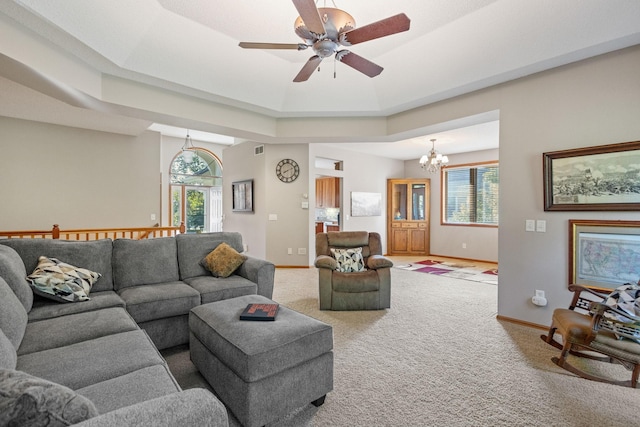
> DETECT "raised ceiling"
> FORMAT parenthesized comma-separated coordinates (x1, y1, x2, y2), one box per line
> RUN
(1, 0, 639, 158)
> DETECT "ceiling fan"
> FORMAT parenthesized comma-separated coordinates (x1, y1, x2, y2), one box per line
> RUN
(239, 0, 410, 82)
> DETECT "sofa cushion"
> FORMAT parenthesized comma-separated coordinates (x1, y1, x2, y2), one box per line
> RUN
(0, 330, 17, 370)
(185, 275, 257, 304)
(77, 364, 180, 414)
(72, 388, 228, 427)
(0, 369, 98, 426)
(201, 242, 247, 278)
(0, 277, 27, 351)
(27, 256, 101, 303)
(117, 282, 200, 323)
(28, 291, 125, 322)
(176, 232, 244, 280)
(17, 329, 166, 390)
(112, 238, 179, 290)
(0, 239, 114, 293)
(18, 307, 139, 356)
(0, 245, 33, 312)
(332, 270, 380, 292)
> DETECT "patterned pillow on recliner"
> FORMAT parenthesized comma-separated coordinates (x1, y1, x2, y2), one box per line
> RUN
(330, 247, 365, 273)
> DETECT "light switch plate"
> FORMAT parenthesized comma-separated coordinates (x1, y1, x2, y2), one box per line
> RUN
(536, 220, 546, 232)
(525, 219, 535, 232)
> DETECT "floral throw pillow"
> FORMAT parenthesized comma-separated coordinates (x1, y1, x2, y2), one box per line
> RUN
(26, 256, 101, 303)
(330, 247, 365, 273)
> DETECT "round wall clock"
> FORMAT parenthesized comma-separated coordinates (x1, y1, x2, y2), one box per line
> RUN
(276, 158, 300, 183)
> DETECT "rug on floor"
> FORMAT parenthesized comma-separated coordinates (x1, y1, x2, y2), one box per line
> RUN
(394, 258, 498, 285)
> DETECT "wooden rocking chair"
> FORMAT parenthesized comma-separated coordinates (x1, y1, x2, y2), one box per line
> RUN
(540, 284, 640, 388)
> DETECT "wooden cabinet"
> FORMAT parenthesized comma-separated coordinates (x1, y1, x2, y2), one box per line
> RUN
(387, 179, 430, 255)
(315, 222, 324, 235)
(315, 177, 340, 208)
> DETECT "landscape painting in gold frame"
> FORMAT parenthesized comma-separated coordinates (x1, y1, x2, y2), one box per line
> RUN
(569, 219, 640, 291)
(543, 140, 640, 211)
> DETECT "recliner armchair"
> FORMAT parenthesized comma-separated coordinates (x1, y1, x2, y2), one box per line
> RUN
(314, 231, 393, 310)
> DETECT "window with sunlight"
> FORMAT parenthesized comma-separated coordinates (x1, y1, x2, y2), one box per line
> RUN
(443, 162, 499, 226)
(170, 149, 223, 233)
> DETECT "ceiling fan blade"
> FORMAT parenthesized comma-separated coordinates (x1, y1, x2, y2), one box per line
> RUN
(340, 13, 410, 45)
(293, 55, 323, 82)
(292, 0, 326, 36)
(336, 51, 383, 78)
(239, 42, 308, 50)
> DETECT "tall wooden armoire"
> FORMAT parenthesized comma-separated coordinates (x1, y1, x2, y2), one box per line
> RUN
(387, 179, 430, 255)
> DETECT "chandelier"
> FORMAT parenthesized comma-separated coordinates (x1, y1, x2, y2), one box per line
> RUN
(419, 139, 449, 173)
(181, 130, 196, 163)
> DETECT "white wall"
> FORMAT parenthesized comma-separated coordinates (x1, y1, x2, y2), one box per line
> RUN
(222, 142, 267, 259)
(404, 148, 499, 262)
(392, 46, 640, 326)
(224, 142, 404, 266)
(0, 117, 160, 230)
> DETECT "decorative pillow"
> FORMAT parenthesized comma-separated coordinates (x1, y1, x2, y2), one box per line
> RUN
(330, 247, 366, 273)
(26, 256, 101, 303)
(0, 369, 98, 426)
(604, 283, 640, 342)
(201, 242, 248, 278)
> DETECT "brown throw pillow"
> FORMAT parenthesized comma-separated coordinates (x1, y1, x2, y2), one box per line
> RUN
(202, 243, 247, 278)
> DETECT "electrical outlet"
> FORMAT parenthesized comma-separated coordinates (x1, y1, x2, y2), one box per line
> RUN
(462, 243, 467, 249)
(287, 248, 292, 255)
(298, 248, 307, 255)
(535, 290, 545, 298)
(536, 220, 546, 232)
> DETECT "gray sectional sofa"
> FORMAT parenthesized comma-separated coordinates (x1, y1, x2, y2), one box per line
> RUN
(0, 232, 275, 426)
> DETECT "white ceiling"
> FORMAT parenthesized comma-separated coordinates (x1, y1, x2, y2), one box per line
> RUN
(1, 0, 640, 159)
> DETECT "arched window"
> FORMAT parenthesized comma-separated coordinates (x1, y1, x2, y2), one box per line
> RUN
(170, 148, 223, 233)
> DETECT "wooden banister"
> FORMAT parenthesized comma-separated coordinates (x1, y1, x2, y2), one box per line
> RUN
(0, 222, 186, 241)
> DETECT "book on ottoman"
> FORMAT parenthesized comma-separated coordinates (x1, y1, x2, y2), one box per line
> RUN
(240, 303, 279, 321)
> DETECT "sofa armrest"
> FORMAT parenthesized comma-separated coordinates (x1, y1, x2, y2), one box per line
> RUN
(367, 255, 393, 270)
(314, 255, 337, 270)
(235, 256, 275, 299)
(74, 389, 228, 427)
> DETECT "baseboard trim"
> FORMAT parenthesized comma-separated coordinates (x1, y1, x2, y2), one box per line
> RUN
(275, 265, 311, 269)
(428, 253, 497, 265)
(384, 253, 497, 265)
(496, 315, 547, 331)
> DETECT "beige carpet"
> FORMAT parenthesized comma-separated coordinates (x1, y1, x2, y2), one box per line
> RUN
(164, 267, 639, 427)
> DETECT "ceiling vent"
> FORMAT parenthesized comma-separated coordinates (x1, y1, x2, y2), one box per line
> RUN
(254, 145, 265, 156)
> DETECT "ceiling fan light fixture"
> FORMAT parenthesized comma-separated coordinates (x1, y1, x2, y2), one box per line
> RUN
(239, 0, 410, 82)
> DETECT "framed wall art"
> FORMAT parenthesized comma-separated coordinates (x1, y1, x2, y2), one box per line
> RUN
(351, 192, 382, 217)
(543, 140, 640, 211)
(569, 219, 640, 290)
(232, 179, 253, 212)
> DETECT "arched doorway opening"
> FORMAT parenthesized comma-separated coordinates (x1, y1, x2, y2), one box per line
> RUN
(169, 148, 223, 233)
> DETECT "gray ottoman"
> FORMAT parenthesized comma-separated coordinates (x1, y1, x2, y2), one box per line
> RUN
(189, 295, 333, 427)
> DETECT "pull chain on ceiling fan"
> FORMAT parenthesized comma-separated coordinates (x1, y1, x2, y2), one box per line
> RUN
(238, 0, 410, 82)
